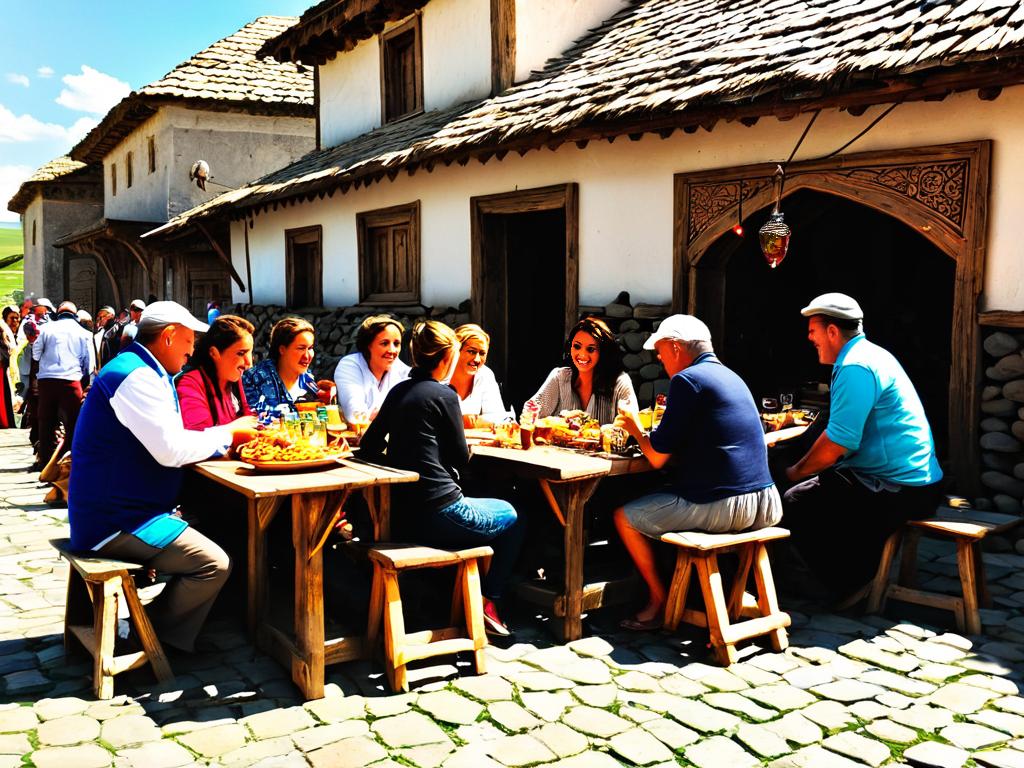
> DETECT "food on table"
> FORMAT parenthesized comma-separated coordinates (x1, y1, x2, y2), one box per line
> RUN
(761, 409, 816, 432)
(237, 433, 348, 464)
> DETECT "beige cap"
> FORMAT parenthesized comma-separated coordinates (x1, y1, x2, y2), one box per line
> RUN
(643, 314, 712, 350)
(800, 292, 864, 321)
(138, 301, 209, 333)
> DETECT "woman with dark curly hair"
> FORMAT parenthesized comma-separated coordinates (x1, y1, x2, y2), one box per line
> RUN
(527, 316, 637, 424)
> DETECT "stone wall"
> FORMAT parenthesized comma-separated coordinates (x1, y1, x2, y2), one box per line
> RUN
(978, 330, 1024, 517)
(227, 292, 672, 406)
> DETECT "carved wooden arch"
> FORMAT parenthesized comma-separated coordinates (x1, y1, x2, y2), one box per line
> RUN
(673, 140, 991, 492)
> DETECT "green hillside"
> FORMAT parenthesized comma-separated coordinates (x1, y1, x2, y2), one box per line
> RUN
(0, 227, 24, 307)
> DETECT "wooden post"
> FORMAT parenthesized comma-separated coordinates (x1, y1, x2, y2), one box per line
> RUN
(292, 493, 326, 700)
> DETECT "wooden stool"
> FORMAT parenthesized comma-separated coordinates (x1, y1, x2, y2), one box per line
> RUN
(365, 544, 492, 692)
(866, 509, 1021, 635)
(661, 527, 792, 665)
(52, 539, 173, 699)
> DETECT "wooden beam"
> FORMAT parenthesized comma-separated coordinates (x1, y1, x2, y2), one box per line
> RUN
(979, 311, 1024, 328)
(490, 0, 515, 95)
(196, 221, 245, 291)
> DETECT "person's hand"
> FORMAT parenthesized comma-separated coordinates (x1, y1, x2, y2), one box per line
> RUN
(228, 415, 260, 448)
(615, 405, 641, 438)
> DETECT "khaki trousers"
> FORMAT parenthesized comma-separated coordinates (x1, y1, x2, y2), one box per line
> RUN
(99, 525, 231, 652)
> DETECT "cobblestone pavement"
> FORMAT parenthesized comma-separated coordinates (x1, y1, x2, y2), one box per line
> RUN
(2, 430, 1024, 767)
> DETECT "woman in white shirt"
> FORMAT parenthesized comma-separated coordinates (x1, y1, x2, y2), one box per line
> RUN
(334, 315, 411, 423)
(449, 324, 507, 427)
(529, 316, 637, 425)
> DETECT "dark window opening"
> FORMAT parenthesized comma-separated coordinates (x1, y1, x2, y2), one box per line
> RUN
(286, 226, 323, 308)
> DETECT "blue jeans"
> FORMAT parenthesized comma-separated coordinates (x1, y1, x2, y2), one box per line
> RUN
(421, 497, 524, 600)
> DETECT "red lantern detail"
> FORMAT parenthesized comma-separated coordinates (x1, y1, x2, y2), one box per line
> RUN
(732, 223, 744, 237)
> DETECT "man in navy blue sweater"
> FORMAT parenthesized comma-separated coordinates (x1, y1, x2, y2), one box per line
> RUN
(613, 315, 782, 630)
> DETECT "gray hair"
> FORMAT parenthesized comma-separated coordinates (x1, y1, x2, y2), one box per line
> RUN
(679, 339, 714, 357)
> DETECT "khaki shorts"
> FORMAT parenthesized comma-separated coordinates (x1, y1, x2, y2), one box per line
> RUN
(623, 485, 783, 539)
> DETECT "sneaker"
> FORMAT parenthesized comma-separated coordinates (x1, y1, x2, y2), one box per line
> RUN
(482, 600, 511, 637)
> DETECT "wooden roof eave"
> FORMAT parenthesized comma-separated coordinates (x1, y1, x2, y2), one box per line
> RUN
(153, 58, 1024, 237)
(258, 0, 430, 64)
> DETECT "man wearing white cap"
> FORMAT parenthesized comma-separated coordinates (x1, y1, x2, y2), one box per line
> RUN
(69, 301, 258, 652)
(783, 293, 942, 600)
(612, 314, 782, 630)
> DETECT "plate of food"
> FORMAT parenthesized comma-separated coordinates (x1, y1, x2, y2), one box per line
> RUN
(236, 434, 352, 472)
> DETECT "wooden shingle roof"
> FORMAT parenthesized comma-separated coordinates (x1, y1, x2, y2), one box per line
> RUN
(148, 0, 1024, 236)
(71, 16, 315, 164)
(6, 157, 101, 214)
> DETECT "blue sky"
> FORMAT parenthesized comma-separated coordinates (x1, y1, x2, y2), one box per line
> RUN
(0, 0, 311, 222)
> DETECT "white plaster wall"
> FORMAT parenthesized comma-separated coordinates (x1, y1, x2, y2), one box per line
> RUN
(42, 198, 103, 299)
(103, 106, 314, 223)
(422, 0, 491, 110)
(319, 39, 382, 147)
(21, 197, 43, 300)
(230, 86, 1024, 312)
(164, 107, 315, 220)
(102, 111, 172, 223)
(320, 0, 491, 149)
(514, 0, 630, 82)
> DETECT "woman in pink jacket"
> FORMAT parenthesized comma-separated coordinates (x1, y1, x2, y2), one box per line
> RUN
(176, 315, 254, 429)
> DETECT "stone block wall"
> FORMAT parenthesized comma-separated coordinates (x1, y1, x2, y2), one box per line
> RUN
(977, 330, 1024, 517)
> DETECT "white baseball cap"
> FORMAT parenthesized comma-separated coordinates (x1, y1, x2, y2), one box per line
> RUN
(643, 314, 712, 350)
(138, 301, 209, 333)
(800, 292, 864, 321)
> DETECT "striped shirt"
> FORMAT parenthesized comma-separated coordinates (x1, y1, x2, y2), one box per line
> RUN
(530, 367, 637, 425)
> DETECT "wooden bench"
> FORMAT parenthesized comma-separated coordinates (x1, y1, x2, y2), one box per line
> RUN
(365, 544, 492, 693)
(866, 509, 1022, 635)
(661, 527, 792, 665)
(51, 539, 173, 699)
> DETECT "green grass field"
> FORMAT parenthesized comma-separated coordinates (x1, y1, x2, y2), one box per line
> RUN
(0, 227, 24, 307)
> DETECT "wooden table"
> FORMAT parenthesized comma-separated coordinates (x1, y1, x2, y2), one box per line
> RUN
(192, 458, 418, 699)
(469, 444, 652, 641)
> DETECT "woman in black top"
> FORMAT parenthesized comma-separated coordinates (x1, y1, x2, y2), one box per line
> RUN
(360, 321, 523, 636)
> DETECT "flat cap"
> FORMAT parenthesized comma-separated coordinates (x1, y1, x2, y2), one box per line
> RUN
(800, 292, 863, 321)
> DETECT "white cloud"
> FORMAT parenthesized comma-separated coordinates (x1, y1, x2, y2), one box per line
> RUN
(5, 73, 29, 88)
(37, 66, 54, 78)
(0, 164, 35, 222)
(0, 103, 97, 145)
(56, 65, 130, 115)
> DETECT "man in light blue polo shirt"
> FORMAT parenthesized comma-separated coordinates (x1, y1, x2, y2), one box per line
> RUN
(783, 293, 943, 600)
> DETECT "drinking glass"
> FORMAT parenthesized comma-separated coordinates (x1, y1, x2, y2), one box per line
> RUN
(780, 393, 794, 412)
(350, 411, 370, 437)
(761, 397, 780, 414)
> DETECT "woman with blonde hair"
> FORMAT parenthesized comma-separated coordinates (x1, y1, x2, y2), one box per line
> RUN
(360, 321, 523, 636)
(334, 314, 410, 423)
(242, 317, 319, 412)
(449, 324, 507, 427)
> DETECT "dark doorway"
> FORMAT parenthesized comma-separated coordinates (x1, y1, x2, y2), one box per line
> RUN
(479, 209, 567, 409)
(704, 189, 955, 455)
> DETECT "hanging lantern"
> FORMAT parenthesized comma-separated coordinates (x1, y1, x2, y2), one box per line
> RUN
(759, 165, 791, 268)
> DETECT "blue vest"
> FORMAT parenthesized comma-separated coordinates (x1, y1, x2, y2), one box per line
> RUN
(68, 344, 185, 550)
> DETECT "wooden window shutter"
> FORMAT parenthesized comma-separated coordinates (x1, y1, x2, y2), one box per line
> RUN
(380, 15, 423, 123)
(357, 201, 421, 304)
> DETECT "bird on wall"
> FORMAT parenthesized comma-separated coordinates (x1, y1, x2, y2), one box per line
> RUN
(189, 160, 210, 191)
